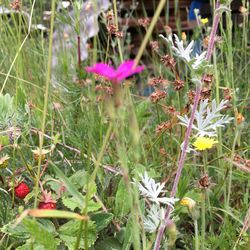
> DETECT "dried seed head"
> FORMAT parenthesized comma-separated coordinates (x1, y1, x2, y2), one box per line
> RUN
(138, 18, 150, 28)
(161, 55, 176, 69)
(173, 79, 185, 91)
(163, 106, 178, 117)
(150, 90, 166, 103)
(200, 88, 212, 100)
(156, 121, 172, 135)
(203, 74, 213, 85)
(96, 95, 104, 102)
(104, 86, 114, 95)
(115, 31, 123, 38)
(107, 24, 117, 34)
(187, 90, 196, 104)
(10, 0, 21, 10)
(150, 41, 159, 52)
(198, 174, 211, 189)
(148, 76, 167, 87)
(95, 84, 103, 92)
(159, 147, 168, 157)
(223, 88, 233, 101)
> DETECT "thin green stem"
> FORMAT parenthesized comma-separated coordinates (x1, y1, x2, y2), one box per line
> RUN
(90, 122, 113, 183)
(34, 0, 56, 208)
(226, 129, 239, 208)
(113, 0, 123, 62)
(134, 0, 166, 67)
(201, 190, 206, 250)
(1, 0, 36, 94)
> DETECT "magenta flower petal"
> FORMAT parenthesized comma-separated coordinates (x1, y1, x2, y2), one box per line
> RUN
(116, 60, 144, 81)
(85, 63, 117, 80)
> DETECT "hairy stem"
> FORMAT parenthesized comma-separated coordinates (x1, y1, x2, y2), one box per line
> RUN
(194, 219, 199, 250)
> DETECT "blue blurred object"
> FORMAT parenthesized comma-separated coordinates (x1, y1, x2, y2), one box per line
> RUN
(189, 0, 209, 21)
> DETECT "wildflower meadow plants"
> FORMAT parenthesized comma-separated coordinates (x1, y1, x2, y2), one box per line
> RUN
(0, 0, 249, 249)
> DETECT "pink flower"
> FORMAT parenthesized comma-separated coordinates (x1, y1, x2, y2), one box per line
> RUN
(85, 60, 144, 83)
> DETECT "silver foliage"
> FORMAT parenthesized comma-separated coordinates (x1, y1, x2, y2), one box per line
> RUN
(178, 99, 233, 137)
(136, 172, 178, 207)
(143, 204, 165, 233)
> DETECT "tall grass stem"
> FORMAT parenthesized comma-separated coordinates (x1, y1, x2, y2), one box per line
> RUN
(33, 0, 56, 207)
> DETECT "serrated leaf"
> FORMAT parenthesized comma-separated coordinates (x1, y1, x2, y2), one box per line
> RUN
(115, 179, 131, 217)
(22, 218, 57, 250)
(62, 196, 101, 213)
(69, 170, 88, 189)
(1, 220, 29, 239)
(59, 220, 97, 250)
(91, 212, 113, 232)
(62, 197, 80, 211)
(94, 237, 122, 250)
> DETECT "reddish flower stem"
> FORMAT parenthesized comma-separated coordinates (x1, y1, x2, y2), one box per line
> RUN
(153, 1, 221, 249)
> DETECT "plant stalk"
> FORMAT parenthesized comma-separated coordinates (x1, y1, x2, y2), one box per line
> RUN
(194, 219, 199, 250)
(34, 0, 56, 207)
(201, 190, 206, 250)
(153, 1, 221, 249)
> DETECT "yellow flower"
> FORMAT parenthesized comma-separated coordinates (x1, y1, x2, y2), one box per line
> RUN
(200, 18, 209, 25)
(193, 137, 218, 151)
(180, 197, 196, 210)
(0, 155, 10, 168)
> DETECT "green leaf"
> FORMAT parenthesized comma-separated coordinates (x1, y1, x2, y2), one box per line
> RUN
(94, 237, 122, 250)
(86, 199, 102, 213)
(1, 220, 29, 239)
(122, 220, 133, 250)
(0, 93, 15, 128)
(0, 135, 9, 145)
(69, 170, 88, 189)
(22, 218, 58, 250)
(59, 220, 97, 249)
(62, 197, 80, 211)
(115, 179, 131, 217)
(91, 212, 113, 232)
(50, 161, 85, 208)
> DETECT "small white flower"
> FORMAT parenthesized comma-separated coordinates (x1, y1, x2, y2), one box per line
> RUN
(136, 172, 179, 207)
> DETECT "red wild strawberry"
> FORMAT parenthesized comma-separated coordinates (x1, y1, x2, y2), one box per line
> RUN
(38, 190, 56, 210)
(15, 182, 30, 199)
(38, 202, 56, 209)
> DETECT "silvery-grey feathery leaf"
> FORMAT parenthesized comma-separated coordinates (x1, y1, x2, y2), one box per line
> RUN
(178, 99, 233, 137)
